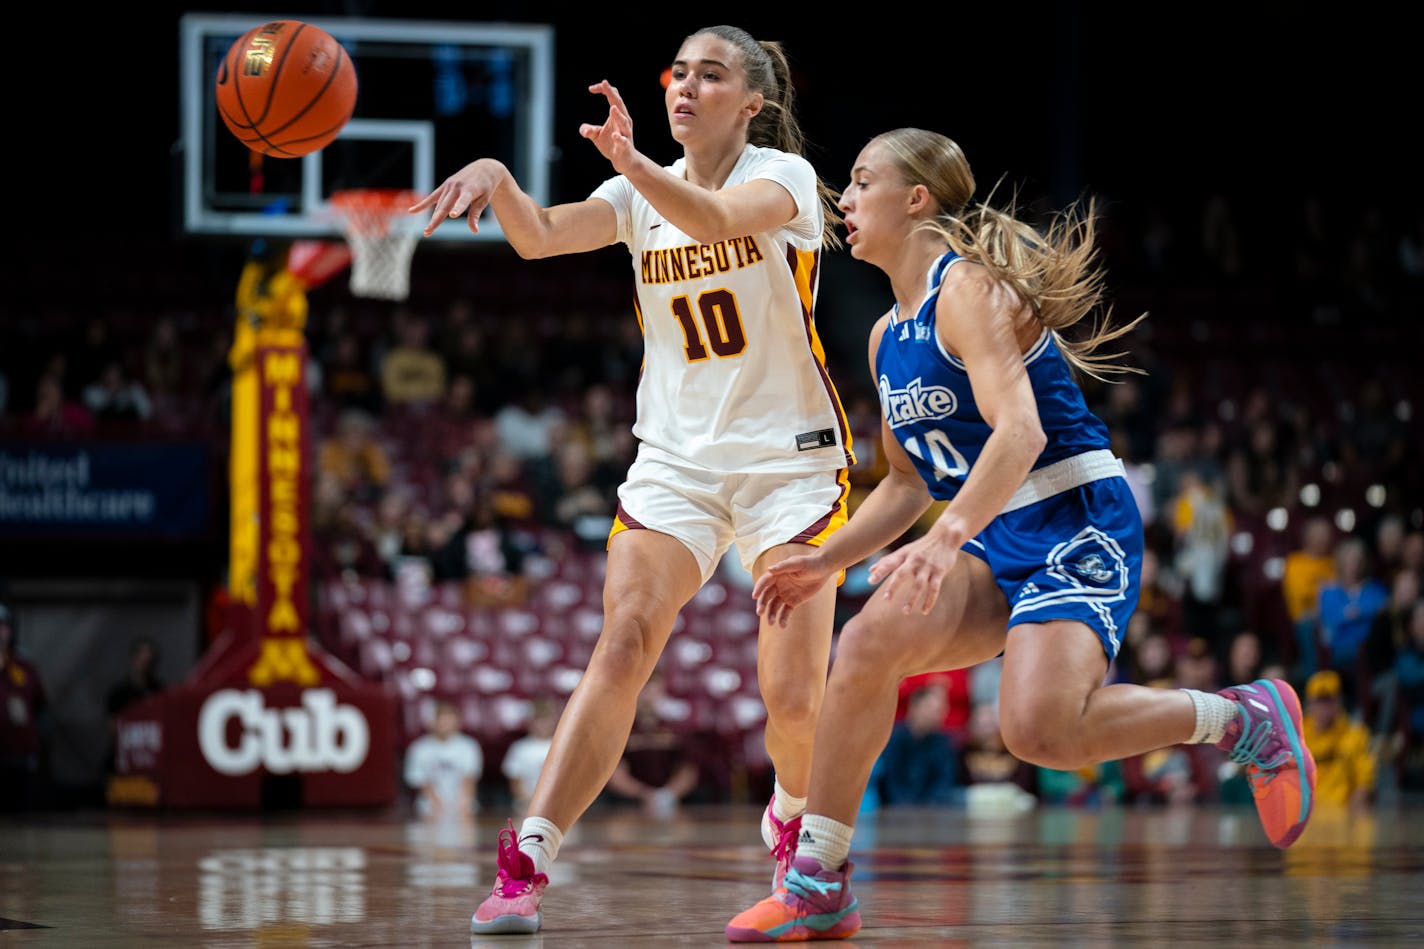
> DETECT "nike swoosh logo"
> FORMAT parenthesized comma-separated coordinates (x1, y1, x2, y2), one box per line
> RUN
(520, 834, 545, 843)
(649, 223, 661, 230)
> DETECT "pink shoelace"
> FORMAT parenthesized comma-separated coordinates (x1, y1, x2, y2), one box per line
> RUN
(493, 819, 538, 897)
(770, 812, 802, 869)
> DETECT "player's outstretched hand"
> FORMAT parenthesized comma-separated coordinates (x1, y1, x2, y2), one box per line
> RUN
(580, 80, 637, 173)
(409, 158, 503, 236)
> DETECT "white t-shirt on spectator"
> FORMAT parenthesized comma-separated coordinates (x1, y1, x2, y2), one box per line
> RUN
(501, 735, 553, 801)
(404, 732, 483, 816)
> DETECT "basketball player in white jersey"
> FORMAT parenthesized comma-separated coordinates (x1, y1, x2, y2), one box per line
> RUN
(411, 25, 854, 935)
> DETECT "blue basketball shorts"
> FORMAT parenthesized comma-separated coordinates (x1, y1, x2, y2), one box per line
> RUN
(961, 474, 1143, 662)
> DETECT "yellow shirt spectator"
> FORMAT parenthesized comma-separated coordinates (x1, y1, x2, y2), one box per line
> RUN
(1301, 670, 1376, 808)
(1283, 552, 1336, 623)
(1282, 517, 1336, 623)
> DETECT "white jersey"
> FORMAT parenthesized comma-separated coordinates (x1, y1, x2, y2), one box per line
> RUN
(590, 143, 854, 474)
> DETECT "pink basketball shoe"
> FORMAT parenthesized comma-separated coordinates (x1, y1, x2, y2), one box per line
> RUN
(470, 820, 548, 934)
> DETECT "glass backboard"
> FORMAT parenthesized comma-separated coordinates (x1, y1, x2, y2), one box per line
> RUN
(179, 14, 554, 243)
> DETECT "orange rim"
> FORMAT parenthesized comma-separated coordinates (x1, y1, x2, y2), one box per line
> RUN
(329, 188, 422, 237)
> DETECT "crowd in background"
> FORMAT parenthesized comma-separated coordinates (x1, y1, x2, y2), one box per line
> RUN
(2, 189, 1422, 815)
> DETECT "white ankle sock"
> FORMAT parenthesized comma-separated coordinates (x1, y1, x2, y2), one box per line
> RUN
(797, 814, 854, 870)
(762, 778, 807, 850)
(1181, 689, 1239, 745)
(518, 817, 563, 876)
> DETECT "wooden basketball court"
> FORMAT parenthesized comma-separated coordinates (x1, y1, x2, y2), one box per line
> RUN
(2, 801, 1420, 946)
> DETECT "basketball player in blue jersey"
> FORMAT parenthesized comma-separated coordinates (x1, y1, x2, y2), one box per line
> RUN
(411, 26, 854, 935)
(726, 128, 1317, 942)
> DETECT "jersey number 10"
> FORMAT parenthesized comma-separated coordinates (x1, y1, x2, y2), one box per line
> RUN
(903, 429, 969, 480)
(672, 289, 748, 362)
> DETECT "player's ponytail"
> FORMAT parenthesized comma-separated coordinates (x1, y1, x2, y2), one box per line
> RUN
(872, 127, 1146, 382)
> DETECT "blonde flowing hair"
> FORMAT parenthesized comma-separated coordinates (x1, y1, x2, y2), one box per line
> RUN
(871, 128, 1146, 381)
(690, 25, 843, 250)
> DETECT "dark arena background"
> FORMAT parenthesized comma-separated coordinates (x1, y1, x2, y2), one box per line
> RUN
(1, 3, 1421, 946)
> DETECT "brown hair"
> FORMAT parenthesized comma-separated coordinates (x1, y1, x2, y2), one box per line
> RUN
(870, 127, 1146, 381)
(688, 25, 843, 249)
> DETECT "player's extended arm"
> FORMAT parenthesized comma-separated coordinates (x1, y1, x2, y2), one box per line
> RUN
(409, 158, 618, 259)
(928, 264, 1046, 547)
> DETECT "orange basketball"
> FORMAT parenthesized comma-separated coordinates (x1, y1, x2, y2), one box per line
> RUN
(215, 20, 357, 158)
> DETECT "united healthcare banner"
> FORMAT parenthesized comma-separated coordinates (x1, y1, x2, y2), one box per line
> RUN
(0, 442, 211, 539)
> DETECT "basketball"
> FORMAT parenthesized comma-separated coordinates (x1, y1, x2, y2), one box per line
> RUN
(215, 20, 357, 158)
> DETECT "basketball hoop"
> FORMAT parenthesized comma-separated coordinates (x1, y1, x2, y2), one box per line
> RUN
(328, 189, 424, 301)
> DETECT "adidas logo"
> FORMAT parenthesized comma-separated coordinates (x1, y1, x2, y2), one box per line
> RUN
(799, 829, 816, 844)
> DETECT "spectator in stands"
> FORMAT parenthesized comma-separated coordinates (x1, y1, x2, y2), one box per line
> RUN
(322, 334, 382, 413)
(1345, 379, 1407, 481)
(482, 451, 540, 532)
(70, 317, 119, 396)
(1301, 670, 1376, 810)
(894, 669, 971, 743)
(444, 373, 478, 423)
(533, 439, 619, 546)
(1394, 599, 1424, 787)
(960, 702, 1035, 794)
(404, 699, 484, 821)
(1317, 537, 1389, 703)
(371, 489, 414, 577)
(1135, 546, 1184, 643)
(494, 389, 567, 462)
(870, 680, 963, 807)
(568, 382, 630, 471)
(1149, 422, 1201, 523)
(143, 315, 184, 399)
(444, 323, 499, 414)
(603, 675, 702, 818)
(1200, 192, 1244, 278)
(1361, 567, 1420, 736)
(1402, 531, 1424, 582)
(312, 472, 384, 579)
(319, 408, 391, 505)
(432, 478, 531, 606)
(1121, 633, 1211, 805)
(1128, 629, 1177, 689)
(106, 636, 164, 719)
(21, 372, 93, 438)
(1176, 636, 1219, 693)
(1283, 516, 1337, 679)
(1224, 629, 1268, 688)
(1168, 467, 1233, 644)
(1225, 419, 1298, 520)
(1373, 513, 1407, 581)
(380, 310, 447, 406)
(503, 700, 560, 814)
(104, 636, 165, 773)
(83, 360, 153, 426)
(0, 603, 49, 812)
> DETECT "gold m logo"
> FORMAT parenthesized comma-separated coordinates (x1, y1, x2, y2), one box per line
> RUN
(248, 639, 321, 687)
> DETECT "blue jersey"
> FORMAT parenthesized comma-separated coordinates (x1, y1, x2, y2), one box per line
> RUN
(874, 250, 1141, 661)
(875, 251, 1112, 503)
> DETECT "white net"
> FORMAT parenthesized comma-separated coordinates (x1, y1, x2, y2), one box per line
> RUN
(329, 190, 423, 301)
